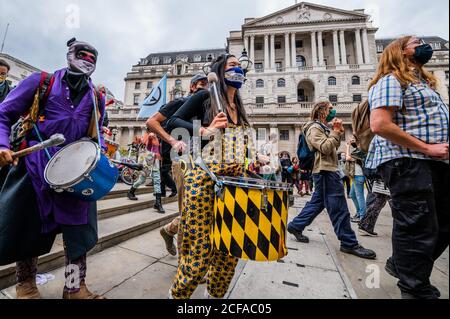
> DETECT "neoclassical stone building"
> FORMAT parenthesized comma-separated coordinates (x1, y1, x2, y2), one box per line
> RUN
(109, 2, 449, 156)
(0, 53, 40, 87)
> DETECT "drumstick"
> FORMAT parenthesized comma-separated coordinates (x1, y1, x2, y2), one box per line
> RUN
(12, 134, 66, 159)
(207, 72, 224, 113)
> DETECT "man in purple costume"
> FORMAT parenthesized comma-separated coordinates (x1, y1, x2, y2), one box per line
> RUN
(0, 38, 107, 299)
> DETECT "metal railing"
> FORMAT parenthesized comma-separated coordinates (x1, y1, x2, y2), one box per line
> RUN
(246, 102, 358, 116)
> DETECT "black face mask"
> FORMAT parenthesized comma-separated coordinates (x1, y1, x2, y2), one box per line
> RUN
(414, 44, 433, 65)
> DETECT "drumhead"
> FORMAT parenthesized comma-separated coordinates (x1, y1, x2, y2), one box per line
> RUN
(45, 140, 99, 187)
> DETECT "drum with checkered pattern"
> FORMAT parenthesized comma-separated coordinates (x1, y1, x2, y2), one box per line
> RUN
(213, 177, 292, 262)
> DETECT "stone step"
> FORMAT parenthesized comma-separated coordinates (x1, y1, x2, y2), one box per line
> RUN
(0, 201, 180, 290)
(102, 185, 153, 200)
(97, 193, 177, 220)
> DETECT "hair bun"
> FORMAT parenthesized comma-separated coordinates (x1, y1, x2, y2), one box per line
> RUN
(67, 38, 77, 47)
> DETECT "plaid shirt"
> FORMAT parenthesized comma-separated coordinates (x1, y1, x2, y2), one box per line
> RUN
(365, 74, 449, 169)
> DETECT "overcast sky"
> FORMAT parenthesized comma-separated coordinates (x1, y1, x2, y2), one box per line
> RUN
(0, 0, 448, 100)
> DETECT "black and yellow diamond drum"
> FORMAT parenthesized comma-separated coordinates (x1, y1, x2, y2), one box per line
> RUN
(213, 177, 292, 262)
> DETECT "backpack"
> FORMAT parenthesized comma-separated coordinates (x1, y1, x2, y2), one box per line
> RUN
(297, 122, 329, 171)
(351, 100, 374, 154)
(297, 133, 315, 171)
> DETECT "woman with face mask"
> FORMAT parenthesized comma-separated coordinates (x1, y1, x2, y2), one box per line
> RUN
(167, 54, 254, 299)
(287, 101, 376, 261)
(366, 36, 449, 299)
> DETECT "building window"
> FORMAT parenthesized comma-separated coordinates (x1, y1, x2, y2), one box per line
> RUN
(255, 43, 263, 50)
(255, 63, 264, 73)
(377, 44, 384, 53)
(329, 95, 338, 103)
(445, 71, 449, 80)
(328, 76, 337, 86)
(257, 128, 266, 141)
(296, 40, 303, 48)
(163, 56, 172, 64)
(176, 65, 182, 75)
(151, 57, 160, 65)
(256, 79, 264, 88)
(135, 82, 141, 90)
(147, 82, 153, 89)
(276, 62, 283, 72)
(193, 55, 202, 62)
(277, 78, 286, 88)
(256, 96, 265, 107)
(352, 76, 361, 85)
(175, 79, 182, 87)
(278, 96, 286, 104)
(133, 94, 140, 106)
(280, 130, 290, 141)
(353, 94, 362, 102)
(431, 42, 441, 50)
(296, 55, 306, 67)
(275, 42, 282, 50)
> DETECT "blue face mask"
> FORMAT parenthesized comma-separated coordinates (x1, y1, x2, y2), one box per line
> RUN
(224, 67, 245, 89)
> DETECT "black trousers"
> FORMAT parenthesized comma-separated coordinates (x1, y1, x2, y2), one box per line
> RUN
(160, 158, 177, 195)
(380, 158, 449, 299)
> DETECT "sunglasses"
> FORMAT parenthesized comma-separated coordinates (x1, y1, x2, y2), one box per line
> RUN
(405, 38, 426, 47)
(77, 51, 97, 63)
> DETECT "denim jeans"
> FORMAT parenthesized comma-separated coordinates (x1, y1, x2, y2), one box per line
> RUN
(349, 175, 366, 218)
(288, 171, 359, 250)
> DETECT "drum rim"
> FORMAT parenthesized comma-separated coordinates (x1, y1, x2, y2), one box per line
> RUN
(44, 139, 101, 189)
(217, 176, 293, 191)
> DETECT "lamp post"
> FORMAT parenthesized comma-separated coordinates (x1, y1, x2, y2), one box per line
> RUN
(239, 48, 253, 76)
(112, 129, 118, 142)
(202, 54, 213, 75)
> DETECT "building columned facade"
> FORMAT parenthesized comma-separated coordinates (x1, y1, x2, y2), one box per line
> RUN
(0, 53, 41, 87)
(108, 2, 449, 156)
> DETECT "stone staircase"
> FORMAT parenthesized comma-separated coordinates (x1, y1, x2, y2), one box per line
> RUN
(0, 183, 179, 290)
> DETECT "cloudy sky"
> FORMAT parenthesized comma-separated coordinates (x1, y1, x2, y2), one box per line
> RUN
(0, 0, 448, 100)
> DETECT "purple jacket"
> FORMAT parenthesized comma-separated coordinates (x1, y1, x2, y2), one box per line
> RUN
(0, 68, 106, 233)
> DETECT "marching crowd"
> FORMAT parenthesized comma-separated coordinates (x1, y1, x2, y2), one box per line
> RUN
(0, 34, 448, 300)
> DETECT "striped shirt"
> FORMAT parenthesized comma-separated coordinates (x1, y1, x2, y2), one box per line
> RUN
(365, 74, 449, 169)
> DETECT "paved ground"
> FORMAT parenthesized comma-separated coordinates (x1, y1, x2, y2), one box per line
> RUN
(1, 194, 448, 299)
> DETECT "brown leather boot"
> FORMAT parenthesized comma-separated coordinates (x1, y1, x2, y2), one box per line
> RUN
(16, 279, 41, 299)
(62, 282, 106, 300)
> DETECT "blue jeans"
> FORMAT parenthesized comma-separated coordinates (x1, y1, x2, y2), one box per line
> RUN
(349, 175, 366, 219)
(288, 171, 359, 250)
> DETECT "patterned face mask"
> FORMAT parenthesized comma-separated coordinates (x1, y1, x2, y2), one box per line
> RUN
(224, 67, 245, 89)
(66, 38, 98, 77)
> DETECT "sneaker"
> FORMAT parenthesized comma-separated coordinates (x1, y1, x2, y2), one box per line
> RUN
(340, 245, 376, 260)
(168, 191, 178, 198)
(358, 227, 378, 237)
(287, 227, 310, 243)
(351, 216, 361, 223)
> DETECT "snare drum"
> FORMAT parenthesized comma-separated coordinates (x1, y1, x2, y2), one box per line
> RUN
(44, 139, 119, 201)
(213, 176, 292, 262)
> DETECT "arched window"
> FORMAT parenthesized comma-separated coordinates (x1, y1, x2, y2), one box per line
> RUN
(328, 76, 337, 86)
(352, 76, 361, 85)
(256, 79, 264, 88)
(277, 78, 286, 88)
(296, 55, 306, 67)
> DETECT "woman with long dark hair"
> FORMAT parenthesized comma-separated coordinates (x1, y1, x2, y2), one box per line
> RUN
(166, 54, 253, 299)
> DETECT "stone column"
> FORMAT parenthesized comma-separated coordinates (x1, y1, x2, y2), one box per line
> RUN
(264, 34, 270, 70)
(317, 31, 324, 66)
(284, 33, 291, 68)
(244, 36, 249, 56)
(127, 127, 135, 145)
(333, 30, 340, 66)
(362, 28, 371, 64)
(339, 30, 348, 65)
(354, 29, 364, 65)
(291, 33, 297, 67)
(270, 34, 276, 70)
(250, 35, 255, 62)
(310, 31, 317, 67)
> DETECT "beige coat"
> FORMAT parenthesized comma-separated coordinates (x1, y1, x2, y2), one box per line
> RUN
(304, 121, 343, 174)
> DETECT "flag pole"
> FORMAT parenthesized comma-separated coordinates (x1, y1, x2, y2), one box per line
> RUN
(1, 23, 10, 54)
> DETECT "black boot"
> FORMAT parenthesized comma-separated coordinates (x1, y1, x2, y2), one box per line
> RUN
(154, 194, 166, 214)
(127, 187, 138, 201)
